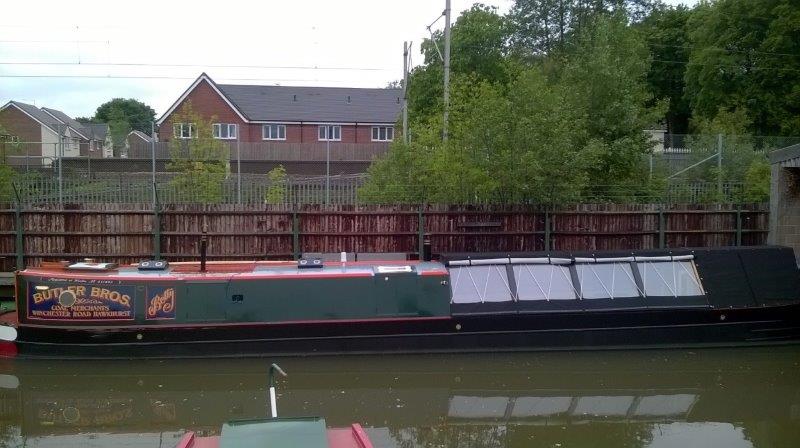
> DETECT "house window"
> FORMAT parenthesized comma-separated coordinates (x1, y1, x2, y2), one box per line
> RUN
(212, 123, 237, 140)
(318, 125, 341, 141)
(262, 124, 286, 140)
(371, 126, 394, 142)
(173, 123, 195, 139)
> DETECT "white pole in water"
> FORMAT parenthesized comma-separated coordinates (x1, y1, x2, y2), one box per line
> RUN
(268, 363, 287, 418)
(269, 385, 278, 418)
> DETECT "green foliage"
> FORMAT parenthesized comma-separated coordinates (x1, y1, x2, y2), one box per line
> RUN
(364, 15, 663, 204)
(684, 0, 800, 136)
(637, 5, 692, 133)
(742, 158, 771, 203)
(0, 164, 14, 203)
(509, 0, 659, 57)
(409, 5, 512, 126)
(94, 98, 156, 134)
(107, 107, 132, 155)
(265, 165, 288, 204)
(167, 102, 228, 203)
(0, 125, 17, 202)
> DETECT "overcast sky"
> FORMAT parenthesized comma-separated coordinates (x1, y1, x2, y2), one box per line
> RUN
(1, 0, 698, 119)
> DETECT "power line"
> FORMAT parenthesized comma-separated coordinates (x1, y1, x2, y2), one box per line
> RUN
(0, 74, 373, 83)
(0, 39, 109, 44)
(0, 61, 391, 71)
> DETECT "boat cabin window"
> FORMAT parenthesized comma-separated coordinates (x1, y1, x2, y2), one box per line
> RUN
(510, 396, 573, 417)
(513, 264, 576, 301)
(449, 265, 513, 303)
(639, 260, 704, 297)
(575, 261, 640, 299)
(448, 396, 510, 418)
(632, 394, 697, 417)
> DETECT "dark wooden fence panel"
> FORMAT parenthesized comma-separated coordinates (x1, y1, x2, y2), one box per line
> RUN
(159, 205, 294, 261)
(0, 203, 770, 271)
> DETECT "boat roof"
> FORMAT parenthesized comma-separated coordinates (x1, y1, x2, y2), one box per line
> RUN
(220, 418, 328, 448)
(19, 260, 448, 281)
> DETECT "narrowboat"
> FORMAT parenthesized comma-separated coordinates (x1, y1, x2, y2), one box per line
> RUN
(2, 245, 800, 358)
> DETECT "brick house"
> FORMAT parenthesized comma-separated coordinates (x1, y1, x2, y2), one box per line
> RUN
(156, 73, 401, 146)
(0, 101, 110, 161)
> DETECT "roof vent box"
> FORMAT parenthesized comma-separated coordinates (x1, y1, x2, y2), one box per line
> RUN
(298, 258, 324, 269)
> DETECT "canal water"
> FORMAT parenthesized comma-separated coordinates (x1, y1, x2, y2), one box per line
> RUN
(0, 347, 797, 447)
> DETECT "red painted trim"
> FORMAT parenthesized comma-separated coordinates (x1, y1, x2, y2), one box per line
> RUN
(420, 270, 449, 276)
(20, 270, 378, 281)
(351, 424, 374, 448)
(20, 269, 447, 282)
(18, 315, 452, 331)
(0, 342, 18, 358)
(175, 432, 195, 448)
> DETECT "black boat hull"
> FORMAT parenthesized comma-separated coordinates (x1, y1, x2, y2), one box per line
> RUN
(12, 303, 800, 359)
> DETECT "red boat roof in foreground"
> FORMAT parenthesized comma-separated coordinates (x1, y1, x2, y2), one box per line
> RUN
(175, 423, 373, 448)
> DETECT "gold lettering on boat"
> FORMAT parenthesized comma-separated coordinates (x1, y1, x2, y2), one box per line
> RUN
(147, 288, 176, 319)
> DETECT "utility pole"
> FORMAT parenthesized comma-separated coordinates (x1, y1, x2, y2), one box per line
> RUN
(402, 41, 409, 145)
(442, 0, 451, 143)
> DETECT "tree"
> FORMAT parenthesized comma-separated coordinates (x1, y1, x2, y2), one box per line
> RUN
(362, 15, 662, 204)
(637, 5, 692, 133)
(684, 0, 800, 136)
(556, 14, 665, 197)
(107, 107, 132, 157)
(0, 126, 15, 203)
(265, 165, 288, 204)
(408, 5, 512, 123)
(509, 0, 659, 57)
(167, 102, 229, 203)
(94, 98, 156, 134)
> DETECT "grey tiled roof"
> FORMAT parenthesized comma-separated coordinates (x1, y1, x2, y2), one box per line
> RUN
(83, 123, 109, 140)
(8, 101, 62, 132)
(217, 84, 402, 123)
(128, 130, 153, 142)
(41, 107, 89, 138)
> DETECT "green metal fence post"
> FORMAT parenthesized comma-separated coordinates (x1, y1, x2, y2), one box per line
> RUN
(735, 206, 742, 246)
(544, 210, 551, 252)
(658, 208, 666, 249)
(418, 206, 425, 259)
(292, 211, 300, 260)
(15, 204, 23, 270)
(152, 184, 161, 259)
(12, 183, 24, 270)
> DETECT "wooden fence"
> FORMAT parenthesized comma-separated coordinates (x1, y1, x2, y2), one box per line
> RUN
(0, 203, 769, 271)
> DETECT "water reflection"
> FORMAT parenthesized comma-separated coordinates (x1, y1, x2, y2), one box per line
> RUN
(0, 347, 797, 447)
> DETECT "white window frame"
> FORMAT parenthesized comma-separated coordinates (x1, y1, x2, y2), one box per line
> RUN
(262, 124, 286, 141)
(318, 125, 341, 141)
(212, 123, 237, 140)
(371, 126, 394, 142)
(173, 123, 195, 139)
